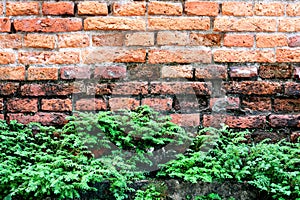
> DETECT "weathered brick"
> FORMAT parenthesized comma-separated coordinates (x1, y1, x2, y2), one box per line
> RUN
(60, 66, 91, 80)
(214, 50, 275, 63)
(276, 48, 300, 62)
(0, 98, 3, 110)
(269, 114, 300, 128)
(226, 115, 266, 128)
(185, 2, 219, 16)
(112, 2, 146, 16)
(148, 17, 210, 30)
(0, 66, 25, 80)
(0, 52, 15, 64)
(109, 98, 140, 111)
(210, 97, 240, 111)
(223, 34, 254, 47)
(27, 67, 58, 81)
(0, 18, 11, 32)
(83, 49, 146, 63)
(0, 3, 2, 15)
(223, 81, 282, 95)
(242, 97, 272, 111)
(84, 17, 146, 31)
(150, 82, 211, 95)
(0, 34, 22, 48)
(230, 66, 258, 78)
(256, 34, 288, 48)
(6, 2, 39, 16)
(127, 64, 160, 81)
(92, 84, 111, 95)
(195, 65, 227, 79)
(285, 82, 300, 96)
(214, 17, 276, 32)
(189, 33, 221, 46)
(291, 131, 300, 142)
(274, 99, 300, 112)
(157, 32, 188, 46)
(21, 83, 83, 96)
(203, 114, 226, 128)
(254, 3, 284, 16)
(288, 35, 300, 47)
(75, 98, 107, 111)
(161, 65, 193, 79)
(0, 83, 19, 95)
(279, 18, 300, 32)
(222, 2, 253, 16)
(110, 82, 148, 95)
(7, 98, 38, 113)
(142, 98, 172, 111)
(148, 2, 182, 16)
(78, 2, 108, 15)
(41, 99, 72, 111)
(42, 2, 74, 15)
(170, 113, 200, 127)
(259, 65, 293, 79)
(24, 34, 55, 49)
(92, 33, 123, 46)
(14, 18, 82, 32)
(125, 32, 154, 46)
(294, 67, 300, 80)
(174, 95, 206, 112)
(286, 3, 300, 16)
(148, 49, 211, 64)
(94, 66, 126, 79)
(8, 113, 68, 126)
(19, 52, 80, 64)
(58, 34, 89, 48)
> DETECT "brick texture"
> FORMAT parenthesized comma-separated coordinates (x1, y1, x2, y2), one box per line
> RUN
(148, 2, 182, 16)
(24, 34, 55, 49)
(6, 2, 39, 16)
(42, 2, 74, 15)
(78, 2, 108, 15)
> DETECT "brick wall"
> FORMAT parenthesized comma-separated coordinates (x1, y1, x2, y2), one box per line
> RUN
(0, 0, 299, 136)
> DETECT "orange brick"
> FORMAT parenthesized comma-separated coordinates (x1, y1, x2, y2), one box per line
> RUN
(6, 2, 39, 16)
(92, 33, 123, 46)
(0, 98, 3, 110)
(21, 83, 81, 96)
(148, 17, 210, 30)
(19, 52, 80, 64)
(84, 17, 146, 31)
(142, 98, 173, 111)
(161, 65, 193, 79)
(7, 98, 38, 113)
(58, 34, 89, 48)
(0, 66, 25, 80)
(0, 18, 11, 32)
(226, 115, 266, 128)
(222, 2, 253, 16)
(125, 32, 154, 46)
(259, 64, 293, 79)
(148, 49, 211, 64)
(150, 82, 211, 95)
(185, 1, 219, 16)
(256, 34, 288, 48)
(24, 34, 55, 49)
(214, 50, 275, 63)
(189, 33, 221, 46)
(112, 2, 146, 16)
(287, 3, 300, 16)
(224, 34, 254, 47)
(0, 52, 15, 64)
(0, 3, 3, 14)
(279, 18, 300, 32)
(27, 67, 58, 81)
(0, 83, 19, 96)
(14, 18, 82, 32)
(42, 2, 74, 15)
(0, 34, 22, 48)
(110, 82, 148, 95)
(75, 98, 107, 111)
(274, 99, 300, 112)
(254, 3, 284, 16)
(109, 98, 140, 111)
(41, 99, 72, 111)
(170, 113, 200, 127)
(276, 48, 300, 62)
(148, 2, 182, 16)
(214, 17, 276, 32)
(157, 31, 188, 46)
(242, 97, 272, 111)
(223, 81, 282, 95)
(78, 2, 108, 15)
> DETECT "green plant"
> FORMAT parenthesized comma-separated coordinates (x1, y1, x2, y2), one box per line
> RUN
(134, 183, 164, 200)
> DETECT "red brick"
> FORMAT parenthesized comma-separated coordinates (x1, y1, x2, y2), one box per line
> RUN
(223, 81, 282, 95)
(148, 2, 182, 16)
(19, 52, 80, 64)
(84, 17, 146, 31)
(210, 97, 240, 111)
(291, 131, 300, 142)
(157, 32, 188, 46)
(170, 113, 200, 127)
(125, 32, 154, 46)
(279, 19, 300, 32)
(0, 66, 25, 80)
(269, 114, 300, 128)
(229, 66, 258, 78)
(294, 67, 300, 80)
(276, 48, 300, 62)
(254, 3, 284, 16)
(92, 33, 124, 46)
(14, 18, 82, 32)
(150, 82, 211, 95)
(259, 65, 293, 79)
(286, 3, 300, 16)
(0, 52, 15, 64)
(256, 34, 288, 48)
(27, 67, 58, 81)
(142, 98, 172, 111)
(274, 99, 300, 112)
(214, 50, 275, 63)
(185, 2, 219, 16)
(7, 98, 38, 113)
(214, 17, 276, 32)
(161, 65, 193, 79)
(60, 66, 91, 80)
(8, 112, 68, 126)
(110, 82, 148, 95)
(58, 34, 89, 48)
(203, 114, 226, 128)
(21, 83, 83, 96)
(41, 99, 72, 112)
(0, 18, 11, 32)
(195, 65, 227, 79)
(42, 2, 74, 15)
(285, 82, 300, 96)
(226, 115, 266, 128)
(148, 49, 211, 64)
(222, 2, 253, 16)
(75, 98, 107, 111)
(24, 34, 55, 49)
(0, 98, 3, 110)
(189, 33, 221, 46)
(0, 3, 2, 15)
(6, 2, 39, 16)
(242, 97, 272, 111)
(0, 34, 22, 48)
(112, 2, 146, 16)
(92, 84, 112, 95)
(109, 98, 139, 111)
(78, 2, 108, 15)
(94, 66, 126, 79)
(148, 17, 210, 30)
(288, 35, 300, 47)
(224, 34, 254, 47)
